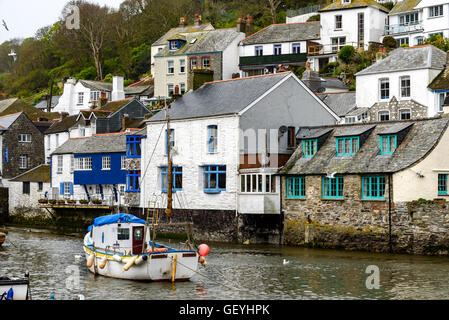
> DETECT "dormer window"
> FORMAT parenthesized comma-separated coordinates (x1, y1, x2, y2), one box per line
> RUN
(380, 135, 397, 155)
(336, 136, 359, 156)
(342, 0, 351, 5)
(169, 39, 185, 51)
(303, 139, 317, 157)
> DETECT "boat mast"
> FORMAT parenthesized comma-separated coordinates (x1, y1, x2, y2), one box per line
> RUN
(165, 99, 173, 220)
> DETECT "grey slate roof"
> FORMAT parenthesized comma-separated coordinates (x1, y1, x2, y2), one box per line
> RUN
(0, 98, 18, 113)
(280, 118, 449, 175)
(148, 72, 292, 122)
(297, 128, 334, 140)
(152, 23, 214, 47)
(155, 28, 242, 57)
(318, 92, 356, 117)
(79, 80, 113, 92)
(240, 22, 320, 45)
(0, 112, 22, 131)
(356, 45, 447, 76)
(389, 0, 421, 15)
(52, 134, 126, 155)
(34, 96, 61, 110)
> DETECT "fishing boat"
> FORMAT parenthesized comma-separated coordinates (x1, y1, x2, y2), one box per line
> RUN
(83, 213, 207, 281)
(0, 274, 31, 300)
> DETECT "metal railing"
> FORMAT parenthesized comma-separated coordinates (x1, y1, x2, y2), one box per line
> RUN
(384, 22, 423, 35)
(40, 193, 124, 206)
(307, 42, 359, 56)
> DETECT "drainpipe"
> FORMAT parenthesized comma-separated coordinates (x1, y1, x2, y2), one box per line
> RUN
(388, 173, 392, 253)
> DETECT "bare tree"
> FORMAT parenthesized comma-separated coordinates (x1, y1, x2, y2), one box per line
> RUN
(268, 0, 282, 24)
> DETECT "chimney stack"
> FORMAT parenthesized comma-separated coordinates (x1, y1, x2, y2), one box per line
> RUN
(194, 13, 202, 26)
(112, 75, 125, 101)
(122, 114, 130, 131)
(179, 16, 187, 28)
(245, 15, 254, 36)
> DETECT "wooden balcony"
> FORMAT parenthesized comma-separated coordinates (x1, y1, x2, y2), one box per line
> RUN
(384, 22, 423, 36)
(307, 42, 359, 56)
(240, 53, 307, 66)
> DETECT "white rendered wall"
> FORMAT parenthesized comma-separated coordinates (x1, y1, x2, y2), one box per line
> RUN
(222, 32, 245, 80)
(9, 181, 50, 213)
(45, 131, 70, 162)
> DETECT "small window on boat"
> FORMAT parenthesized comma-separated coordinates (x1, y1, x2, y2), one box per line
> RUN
(117, 228, 130, 240)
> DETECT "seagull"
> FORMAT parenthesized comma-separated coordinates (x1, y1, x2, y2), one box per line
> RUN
(326, 171, 337, 179)
(8, 49, 16, 62)
(2, 20, 9, 31)
(283, 259, 290, 265)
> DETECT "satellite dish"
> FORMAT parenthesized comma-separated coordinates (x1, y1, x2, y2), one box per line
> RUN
(279, 126, 288, 135)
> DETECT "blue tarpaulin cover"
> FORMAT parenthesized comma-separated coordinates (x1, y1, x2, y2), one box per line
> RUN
(88, 213, 145, 231)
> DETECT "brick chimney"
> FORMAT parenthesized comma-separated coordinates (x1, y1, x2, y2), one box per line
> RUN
(194, 13, 202, 26)
(179, 16, 187, 28)
(245, 15, 254, 36)
(236, 16, 246, 33)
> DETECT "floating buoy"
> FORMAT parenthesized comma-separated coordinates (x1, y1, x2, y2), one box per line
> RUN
(99, 256, 108, 269)
(112, 254, 122, 263)
(198, 244, 210, 257)
(135, 256, 144, 265)
(86, 254, 95, 268)
(123, 256, 138, 272)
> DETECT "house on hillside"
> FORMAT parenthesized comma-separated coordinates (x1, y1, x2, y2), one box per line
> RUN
(44, 98, 150, 163)
(238, 22, 320, 77)
(153, 24, 245, 99)
(385, 0, 449, 47)
(355, 44, 447, 122)
(53, 76, 154, 115)
(279, 117, 449, 253)
(8, 164, 50, 216)
(308, 0, 389, 72)
(125, 72, 340, 241)
(0, 112, 45, 186)
(50, 133, 128, 206)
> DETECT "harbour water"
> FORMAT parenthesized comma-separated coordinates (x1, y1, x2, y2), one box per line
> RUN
(1, 227, 449, 300)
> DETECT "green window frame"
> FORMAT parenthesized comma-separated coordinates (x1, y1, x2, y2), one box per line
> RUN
(438, 174, 448, 195)
(362, 176, 386, 200)
(322, 176, 344, 199)
(336, 137, 359, 156)
(303, 139, 317, 157)
(286, 177, 306, 199)
(379, 135, 397, 155)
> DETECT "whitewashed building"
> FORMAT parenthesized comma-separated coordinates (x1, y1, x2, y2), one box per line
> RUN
(385, 0, 449, 46)
(132, 72, 339, 217)
(308, 0, 389, 72)
(355, 44, 447, 121)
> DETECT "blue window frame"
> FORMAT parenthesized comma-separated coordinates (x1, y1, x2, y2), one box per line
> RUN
(336, 136, 359, 156)
(126, 170, 141, 192)
(161, 166, 183, 192)
(303, 139, 317, 157)
(287, 177, 306, 199)
(166, 129, 174, 155)
(208, 125, 218, 153)
(4, 148, 8, 163)
(322, 176, 344, 199)
(438, 174, 448, 195)
(362, 176, 386, 200)
(203, 165, 226, 193)
(379, 135, 397, 155)
(126, 136, 141, 158)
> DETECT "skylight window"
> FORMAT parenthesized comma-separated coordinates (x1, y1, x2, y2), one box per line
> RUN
(190, 38, 197, 44)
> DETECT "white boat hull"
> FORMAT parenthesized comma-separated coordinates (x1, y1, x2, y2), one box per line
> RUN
(83, 234, 199, 281)
(0, 280, 29, 300)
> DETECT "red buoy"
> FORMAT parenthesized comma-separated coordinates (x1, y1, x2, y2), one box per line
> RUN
(198, 244, 210, 257)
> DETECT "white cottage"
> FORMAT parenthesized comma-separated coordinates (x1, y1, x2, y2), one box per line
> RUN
(134, 72, 340, 217)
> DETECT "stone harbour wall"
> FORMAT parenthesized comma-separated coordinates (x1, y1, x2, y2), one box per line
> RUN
(282, 175, 449, 255)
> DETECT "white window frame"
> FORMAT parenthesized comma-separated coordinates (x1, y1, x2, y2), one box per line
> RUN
(64, 182, 71, 196)
(400, 76, 411, 98)
(180, 83, 186, 94)
(19, 134, 32, 143)
(335, 15, 342, 30)
(167, 60, 175, 74)
(57, 155, 63, 174)
(240, 173, 276, 194)
(77, 92, 84, 105)
(121, 156, 126, 170)
(19, 155, 28, 169)
(180, 59, 186, 74)
(379, 78, 390, 100)
(102, 156, 111, 170)
(429, 5, 443, 18)
(378, 110, 390, 122)
(76, 157, 92, 171)
(399, 109, 411, 120)
(167, 84, 174, 97)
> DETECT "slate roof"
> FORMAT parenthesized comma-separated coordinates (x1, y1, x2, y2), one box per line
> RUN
(0, 112, 22, 131)
(79, 80, 113, 92)
(0, 98, 18, 113)
(152, 23, 214, 46)
(280, 118, 449, 175)
(52, 133, 127, 155)
(389, 0, 421, 15)
(155, 28, 242, 57)
(148, 72, 292, 122)
(45, 115, 78, 134)
(34, 96, 61, 110)
(318, 92, 356, 117)
(10, 164, 51, 183)
(240, 22, 320, 45)
(356, 45, 447, 76)
(319, 0, 389, 12)
(428, 67, 449, 91)
(96, 98, 134, 113)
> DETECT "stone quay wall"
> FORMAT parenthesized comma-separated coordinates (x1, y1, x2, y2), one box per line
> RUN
(282, 175, 449, 255)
